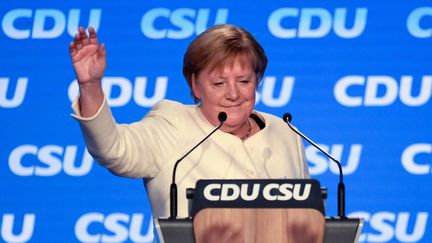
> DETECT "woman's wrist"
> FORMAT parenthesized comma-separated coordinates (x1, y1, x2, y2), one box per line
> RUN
(78, 82, 104, 117)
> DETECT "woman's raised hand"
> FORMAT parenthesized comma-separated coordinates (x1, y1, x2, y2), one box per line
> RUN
(69, 26, 106, 85)
(69, 26, 106, 117)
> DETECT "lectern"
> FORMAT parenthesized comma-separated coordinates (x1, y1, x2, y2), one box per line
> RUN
(155, 179, 363, 243)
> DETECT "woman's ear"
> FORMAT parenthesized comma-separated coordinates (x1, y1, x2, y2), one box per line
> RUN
(191, 73, 200, 99)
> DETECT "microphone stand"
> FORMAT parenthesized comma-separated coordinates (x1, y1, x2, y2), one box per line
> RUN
(283, 113, 346, 218)
(170, 112, 227, 219)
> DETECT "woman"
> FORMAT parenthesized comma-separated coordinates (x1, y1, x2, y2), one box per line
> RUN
(69, 24, 310, 218)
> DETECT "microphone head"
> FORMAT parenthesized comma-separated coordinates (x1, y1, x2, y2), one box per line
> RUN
(218, 112, 227, 123)
(283, 113, 292, 123)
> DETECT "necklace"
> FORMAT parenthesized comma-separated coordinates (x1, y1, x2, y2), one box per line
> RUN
(240, 118, 252, 140)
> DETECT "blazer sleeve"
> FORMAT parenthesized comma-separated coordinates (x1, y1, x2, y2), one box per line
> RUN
(71, 98, 182, 178)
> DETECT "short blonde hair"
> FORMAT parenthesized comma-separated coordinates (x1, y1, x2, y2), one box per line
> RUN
(183, 24, 268, 103)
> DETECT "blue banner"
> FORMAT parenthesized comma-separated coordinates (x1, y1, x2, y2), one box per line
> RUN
(1, 1, 431, 242)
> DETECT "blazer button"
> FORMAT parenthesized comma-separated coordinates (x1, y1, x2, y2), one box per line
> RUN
(246, 169, 255, 175)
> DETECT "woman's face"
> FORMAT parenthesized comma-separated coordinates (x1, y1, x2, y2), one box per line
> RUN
(192, 54, 257, 133)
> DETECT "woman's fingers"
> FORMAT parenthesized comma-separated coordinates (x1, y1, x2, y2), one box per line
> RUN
(88, 26, 98, 44)
(74, 33, 83, 50)
(69, 41, 77, 56)
(73, 27, 97, 50)
(79, 27, 90, 45)
(70, 26, 101, 62)
(98, 43, 106, 59)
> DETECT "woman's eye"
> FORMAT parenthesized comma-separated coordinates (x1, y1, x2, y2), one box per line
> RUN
(213, 82, 224, 87)
(240, 80, 250, 84)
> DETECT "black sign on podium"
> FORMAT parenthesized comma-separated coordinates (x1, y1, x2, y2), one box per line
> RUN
(191, 179, 324, 216)
(155, 179, 363, 243)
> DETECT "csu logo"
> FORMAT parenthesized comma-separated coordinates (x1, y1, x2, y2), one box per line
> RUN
(349, 211, 428, 242)
(0, 77, 28, 108)
(141, 8, 228, 39)
(307, 144, 362, 175)
(256, 76, 294, 107)
(8, 145, 93, 176)
(401, 143, 432, 175)
(75, 213, 153, 242)
(204, 183, 311, 201)
(268, 8, 367, 39)
(334, 75, 432, 107)
(1, 214, 35, 243)
(1, 9, 101, 39)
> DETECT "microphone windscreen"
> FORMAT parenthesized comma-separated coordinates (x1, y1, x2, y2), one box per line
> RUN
(283, 113, 292, 122)
(218, 112, 227, 122)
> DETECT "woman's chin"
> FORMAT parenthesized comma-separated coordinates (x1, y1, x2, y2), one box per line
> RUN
(221, 119, 246, 130)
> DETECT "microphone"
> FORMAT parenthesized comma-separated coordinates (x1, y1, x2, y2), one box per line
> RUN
(170, 112, 227, 219)
(283, 113, 346, 218)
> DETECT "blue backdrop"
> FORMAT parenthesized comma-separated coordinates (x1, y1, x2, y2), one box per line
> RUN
(1, 1, 431, 242)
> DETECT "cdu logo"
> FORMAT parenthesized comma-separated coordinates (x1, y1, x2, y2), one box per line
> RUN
(268, 8, 367, 39)
(0, 77, 28, 108)
(334, 75, 432, 107)
(407, 7, 432, 38)
(68, 76, 168, 107)
(203, 183, 311, 202)
(1, 214, 35, 243)
(2, 9, 101, 39)
(401, 143, 432, 175)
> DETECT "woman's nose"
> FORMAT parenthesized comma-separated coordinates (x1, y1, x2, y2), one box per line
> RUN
(226, 83, 239, 100)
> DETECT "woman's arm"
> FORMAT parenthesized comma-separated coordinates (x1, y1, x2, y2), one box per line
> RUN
(69, 26, 105, 117)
